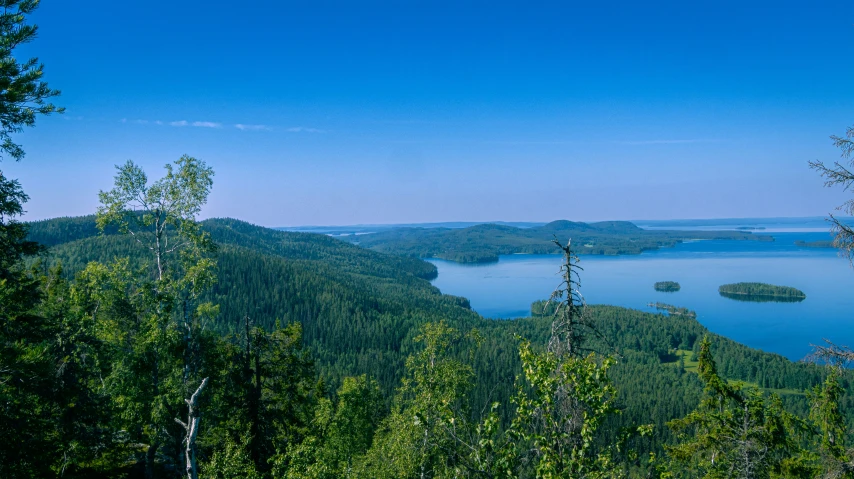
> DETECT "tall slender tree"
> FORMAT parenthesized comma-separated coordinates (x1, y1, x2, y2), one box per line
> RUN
(95, 156, 217, 479)
(508, 238, 631, 478)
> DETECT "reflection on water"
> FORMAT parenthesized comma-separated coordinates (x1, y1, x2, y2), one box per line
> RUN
(718, 292, 806, 303)
(428, 232, 854, 361)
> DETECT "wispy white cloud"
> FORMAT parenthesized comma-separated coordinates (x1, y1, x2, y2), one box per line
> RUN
(614, 139, 721, 145)
(286, 126, 326, 133)
(192, 121, 222, 128)
(235, 123, 271, 131)
(122, 118, 273, 131)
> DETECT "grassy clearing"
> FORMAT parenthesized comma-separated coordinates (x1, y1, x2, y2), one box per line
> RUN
(663, 349, 804, 396)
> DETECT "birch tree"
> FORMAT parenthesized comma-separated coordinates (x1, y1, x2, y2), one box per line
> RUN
(95, 155, 217, 479)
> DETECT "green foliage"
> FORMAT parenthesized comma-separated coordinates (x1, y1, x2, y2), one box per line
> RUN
(510, 342, 623, 478)
(90, 157, 220, 479)
(97, 156, 216, 285)
(19, 211, 854, 478)
(0, 0, 64, 162)
(807, 369, 854, 477)
(0, 3, 64, 474)
(357, 321, 483, 478)
(274, 375, 384, 479)
(666, 336, 813, 479)
(202, 436, 263, 479)
(0, 174, 41, 268)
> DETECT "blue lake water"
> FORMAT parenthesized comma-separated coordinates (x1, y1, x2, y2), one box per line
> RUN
(428, 231, 854, 361)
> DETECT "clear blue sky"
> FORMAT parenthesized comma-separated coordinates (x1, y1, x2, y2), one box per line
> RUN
(4, 0, 854, 226)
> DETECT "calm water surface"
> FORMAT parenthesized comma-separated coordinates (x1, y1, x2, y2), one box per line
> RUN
(428, 232, 854, 361)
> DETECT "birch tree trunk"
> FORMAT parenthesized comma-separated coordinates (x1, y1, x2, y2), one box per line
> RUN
(175, 378, 208, 479)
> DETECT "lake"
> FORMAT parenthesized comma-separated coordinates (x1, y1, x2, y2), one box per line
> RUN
(428, 230, 854, 361)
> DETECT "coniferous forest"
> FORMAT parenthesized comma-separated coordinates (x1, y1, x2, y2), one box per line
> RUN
(5, 3, 854, 479)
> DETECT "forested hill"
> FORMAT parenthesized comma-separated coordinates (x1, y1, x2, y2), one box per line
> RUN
(344, 219, 773, 263)
(29, 216, 473, 389)
(28, 215, 439, 281)
(26, 214, 846, 458)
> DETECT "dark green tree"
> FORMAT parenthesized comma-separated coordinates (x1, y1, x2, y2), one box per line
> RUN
(277, 374, 384, 479)
(666, 336, 812, 479)
(0, 0, 64, 163)
(805, 365, 854, 477)
(0, 1, 63, 477)
(357, 321, 489, 478)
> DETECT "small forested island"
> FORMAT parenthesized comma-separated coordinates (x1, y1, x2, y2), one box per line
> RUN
(718, 282, 806, 302)
(736, 226, 766, 230)
(795, 239, 835, 248)
(654, 281, 681, 292)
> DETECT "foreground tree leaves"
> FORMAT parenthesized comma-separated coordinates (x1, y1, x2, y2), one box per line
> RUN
(665, 336, 815, 479)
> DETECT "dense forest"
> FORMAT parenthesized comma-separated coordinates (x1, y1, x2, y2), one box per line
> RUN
(344, 221, 772, 263)
(718, 282, 807, 302)
(5, 3, 854, 479)
(12, 205, 854, 478)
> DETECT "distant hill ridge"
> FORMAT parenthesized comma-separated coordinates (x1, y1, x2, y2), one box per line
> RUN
(344, 219, 771, 263)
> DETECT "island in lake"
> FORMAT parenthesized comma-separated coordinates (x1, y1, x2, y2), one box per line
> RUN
(718, 282, 806, 303)
(654, 281, 681, 292)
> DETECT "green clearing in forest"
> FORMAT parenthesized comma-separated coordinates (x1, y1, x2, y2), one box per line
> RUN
(664, 349, 805, 396)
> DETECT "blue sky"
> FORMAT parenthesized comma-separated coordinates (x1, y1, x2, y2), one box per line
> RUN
(4, 0, 854, 226)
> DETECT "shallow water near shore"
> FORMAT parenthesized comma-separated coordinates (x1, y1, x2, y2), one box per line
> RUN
(428, 231, 854, 361)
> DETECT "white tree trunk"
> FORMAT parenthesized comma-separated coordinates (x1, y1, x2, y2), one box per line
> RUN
(175, 377, 208, 479)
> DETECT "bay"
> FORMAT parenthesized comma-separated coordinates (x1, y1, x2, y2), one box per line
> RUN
(428, 231, 854, 361)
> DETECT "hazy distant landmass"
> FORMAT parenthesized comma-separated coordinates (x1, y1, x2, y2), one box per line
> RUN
(635, 216, 850, 231)
(794, 240, 835, 248)
(281, 216, 848, 236)
(276, 221, 545, 236)
(343, 220, 773, 263)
